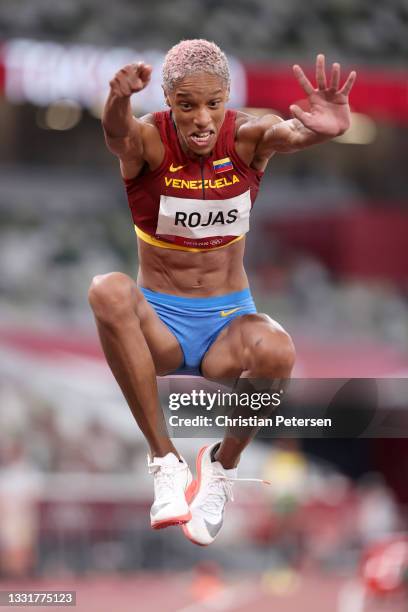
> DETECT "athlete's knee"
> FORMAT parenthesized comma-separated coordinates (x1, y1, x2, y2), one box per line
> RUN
(88, 272, 139, 324)
(242, 315, 296, 375)
(252, 332, 295, 375)
(269, 331, 295, 372)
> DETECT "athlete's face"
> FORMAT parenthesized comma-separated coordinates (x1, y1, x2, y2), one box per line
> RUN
(164, 73, 229, 157)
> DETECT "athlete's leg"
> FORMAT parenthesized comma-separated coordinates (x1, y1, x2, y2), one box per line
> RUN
(88, 271, 184, 459)
(201, 313, 296, 468)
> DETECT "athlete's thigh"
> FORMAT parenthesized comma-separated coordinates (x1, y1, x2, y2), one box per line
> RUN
(134, 287, 183, 375)
(201, 313, 286, 381)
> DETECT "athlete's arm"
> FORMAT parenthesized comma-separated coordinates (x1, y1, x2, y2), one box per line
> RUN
(102, 62, 164, 178)
(237, 54, 356, 163)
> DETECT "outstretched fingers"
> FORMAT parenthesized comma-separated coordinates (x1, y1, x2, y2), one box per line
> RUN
(293, 55, 356, 98)
(329, 62, 341, 91)
(292, 64, 314, 95)
(315, 53, 327, 90)
(339, 70, 357, 96)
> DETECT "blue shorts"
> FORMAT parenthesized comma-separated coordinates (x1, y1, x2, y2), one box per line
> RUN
(140, 288, 257, 375)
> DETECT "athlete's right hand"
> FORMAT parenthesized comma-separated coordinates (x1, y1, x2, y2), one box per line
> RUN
(109, 62, 152, 97)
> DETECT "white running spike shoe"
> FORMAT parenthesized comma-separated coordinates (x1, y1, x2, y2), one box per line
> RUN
(183, 442, 269, 546)
(148, 452, 192, 529)
(182, 443, 237, 546)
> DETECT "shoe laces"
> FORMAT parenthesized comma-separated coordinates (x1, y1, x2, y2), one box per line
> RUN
(200, 470, 270, 517)
(148, 459, 187, 501)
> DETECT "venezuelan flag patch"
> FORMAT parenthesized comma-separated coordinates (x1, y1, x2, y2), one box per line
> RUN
(213, 157, 233, 174)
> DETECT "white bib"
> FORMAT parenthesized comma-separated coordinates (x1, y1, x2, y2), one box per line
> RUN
(156, 190, 251, 238)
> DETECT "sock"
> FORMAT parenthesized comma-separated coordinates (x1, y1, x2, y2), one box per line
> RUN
(210, 442, 221, 463)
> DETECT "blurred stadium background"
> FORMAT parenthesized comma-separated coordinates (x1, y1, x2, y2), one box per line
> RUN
(0, 1, 407, 610)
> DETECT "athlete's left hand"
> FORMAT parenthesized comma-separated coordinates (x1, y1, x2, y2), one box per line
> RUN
(290, 54, 356, 137)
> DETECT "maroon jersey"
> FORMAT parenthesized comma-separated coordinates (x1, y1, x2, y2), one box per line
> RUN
(124, 109, 264, 252)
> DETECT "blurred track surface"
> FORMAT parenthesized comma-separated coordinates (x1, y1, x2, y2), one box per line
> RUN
(0, 571, 353, 612)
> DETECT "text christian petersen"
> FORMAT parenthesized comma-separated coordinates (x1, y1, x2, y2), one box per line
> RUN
(167, 390, 332, 429)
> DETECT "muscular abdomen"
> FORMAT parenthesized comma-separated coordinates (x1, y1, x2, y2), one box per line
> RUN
(137, 238, 249, 296)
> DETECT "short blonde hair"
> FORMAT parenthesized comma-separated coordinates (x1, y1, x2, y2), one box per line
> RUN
(162, 39, 230, 92)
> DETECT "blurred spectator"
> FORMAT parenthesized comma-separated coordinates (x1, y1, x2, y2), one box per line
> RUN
(0, 439, 42, 577)
(0, 0, 407, 62)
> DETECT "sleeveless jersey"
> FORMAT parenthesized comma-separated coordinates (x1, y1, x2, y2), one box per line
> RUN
(124, 109, 264, 252)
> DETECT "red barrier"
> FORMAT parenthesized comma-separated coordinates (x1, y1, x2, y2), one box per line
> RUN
(266, 208, 408, 283)
(245, 64, 408, 123)
(245, 63, 408, 123)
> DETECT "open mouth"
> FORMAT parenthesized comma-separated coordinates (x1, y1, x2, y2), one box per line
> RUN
(189, 131, 214, 147)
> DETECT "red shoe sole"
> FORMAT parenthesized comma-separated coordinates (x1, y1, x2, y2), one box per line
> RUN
(182, 445, 210, 546)
(185, 445, 207, 504)
(151, 511, 192, 530)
